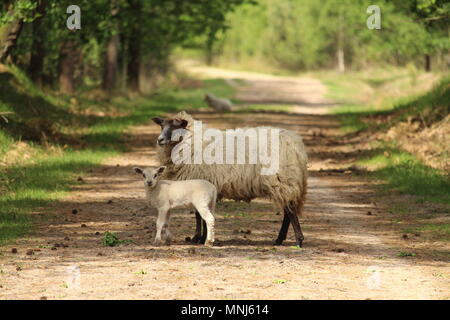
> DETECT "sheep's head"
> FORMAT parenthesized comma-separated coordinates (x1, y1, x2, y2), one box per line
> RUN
(134, 166, 166, 188)
(152, 117, 188, 146)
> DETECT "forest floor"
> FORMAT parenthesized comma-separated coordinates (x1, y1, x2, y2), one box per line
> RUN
(0, 64, 448, 299)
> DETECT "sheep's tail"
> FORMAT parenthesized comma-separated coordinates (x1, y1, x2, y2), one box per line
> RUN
(292, 173, 307, 218)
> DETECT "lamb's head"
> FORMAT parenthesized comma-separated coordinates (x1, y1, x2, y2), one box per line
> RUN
(133, 166, 166, 188)
(152, 116, 188, 146)
(204, 93, 213, 102)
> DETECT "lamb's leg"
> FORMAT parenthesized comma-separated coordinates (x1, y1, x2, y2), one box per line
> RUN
(275, 212, 290, 245)
(284, 203, 304, 247)
(154, 207, 169, 246)
(195, 206, 215, 246)
(163, 211, 172, 245)
(191, 210, 204, 244)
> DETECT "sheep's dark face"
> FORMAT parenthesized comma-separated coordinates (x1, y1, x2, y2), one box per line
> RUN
(134, 166, 166, 188)
(152, 117, 188, 146)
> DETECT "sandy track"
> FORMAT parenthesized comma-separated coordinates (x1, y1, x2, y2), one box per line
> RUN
(0, 66, 448, 299)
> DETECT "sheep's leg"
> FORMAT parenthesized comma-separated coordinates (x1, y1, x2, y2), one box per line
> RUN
(285, 203, 304, 247)
(195, 206, 215, 246)
(275, 212, 290, 245)
(200, 219, 207, 244)
(191, 210, 204, 244)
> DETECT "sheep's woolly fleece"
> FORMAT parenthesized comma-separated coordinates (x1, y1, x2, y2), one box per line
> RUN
(156, 111, 308, 216)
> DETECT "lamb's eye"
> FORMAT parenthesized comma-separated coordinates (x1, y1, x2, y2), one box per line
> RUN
(143, 174, 146, 178)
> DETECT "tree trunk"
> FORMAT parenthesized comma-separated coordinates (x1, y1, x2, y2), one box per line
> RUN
(126, 0, 142, 92)
(336, 7, 345, 72)
(337, 48, 345, 73)
(102, 0, 119, 92)
(58, 42, 77, 94)
(29, 0, 46, 86)
(205, 30, 216, 66)
(425, 54, 431, 72)
(0, 17, 24, 63)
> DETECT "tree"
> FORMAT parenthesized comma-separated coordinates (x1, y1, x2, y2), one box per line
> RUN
(0, 0, 36, 63)
(102, 0, 120, 92)
(29, 0, 46, 85)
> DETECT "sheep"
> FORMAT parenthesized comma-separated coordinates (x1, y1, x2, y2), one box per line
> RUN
(204, 93, 232, 112)
(152, 111, 308, 247)
(133, 166, 217, 246)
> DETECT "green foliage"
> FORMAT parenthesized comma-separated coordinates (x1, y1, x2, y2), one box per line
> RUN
(216, 0, 448, 71)
(102, 231, 134, 246)
(102, 231, 120, 246)
(0, 0, 38, 25)
(397, 251, 416, 257)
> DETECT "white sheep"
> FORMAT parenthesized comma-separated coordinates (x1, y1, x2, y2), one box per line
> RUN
(204, 93, 232, 112)
(133, 166, 217, 246)
(152, 111, 308, 247)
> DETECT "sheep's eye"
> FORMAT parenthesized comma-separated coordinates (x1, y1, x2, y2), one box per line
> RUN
(143, 174, 146, 178)
(154, 174, 157, 178)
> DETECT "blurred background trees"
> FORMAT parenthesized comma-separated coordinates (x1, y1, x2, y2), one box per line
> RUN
(0, 0, 448, 94)
(0, 0, 246, 93)
(212, 0, 449, 72)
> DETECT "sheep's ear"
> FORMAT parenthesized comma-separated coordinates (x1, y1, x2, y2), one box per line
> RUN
(152, 117, 164, 126)
(172, 119, 188, 128)
(133, 167, 143, 174)
(156, 166, 166, 175)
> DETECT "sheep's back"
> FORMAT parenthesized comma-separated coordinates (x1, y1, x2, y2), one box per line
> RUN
(158, 126, 308, 209)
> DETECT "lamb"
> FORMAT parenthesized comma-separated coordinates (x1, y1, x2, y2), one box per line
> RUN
(204, 93, 232, 112)
(152, 111, 308, 247)
(133, 166, 217, 246)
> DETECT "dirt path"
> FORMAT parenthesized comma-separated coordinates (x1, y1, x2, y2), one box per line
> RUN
(0, 65, 448, 300)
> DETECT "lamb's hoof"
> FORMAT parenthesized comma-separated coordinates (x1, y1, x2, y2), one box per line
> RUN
(204, 240, 214, 247)
(274, 238, 284, 246)
(296, 239, 304, 248)
(153, 239, 162, 246)
(185, 237, 192, 243)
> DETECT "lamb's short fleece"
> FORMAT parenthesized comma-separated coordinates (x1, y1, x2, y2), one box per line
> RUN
(134, 166, 217, 246)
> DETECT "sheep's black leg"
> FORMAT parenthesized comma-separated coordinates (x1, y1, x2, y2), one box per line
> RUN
(285, 203, 304, 247)
(200, 219, 207, 244)
(275, 212, 290, 245)
(191, 210, 203, 244)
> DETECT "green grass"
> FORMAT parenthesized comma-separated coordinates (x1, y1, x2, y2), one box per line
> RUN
(324, 72, 450, 134)
(0, 66, 235, 245)
(357, 145, 450, 204)
(322, 70, 450, 243)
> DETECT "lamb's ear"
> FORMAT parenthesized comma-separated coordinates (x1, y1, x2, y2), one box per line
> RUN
(172, 119, 188, 128)
(156, 166, 166, 175)
(133, 167, 143, 175)
(152, 117, 164, 126)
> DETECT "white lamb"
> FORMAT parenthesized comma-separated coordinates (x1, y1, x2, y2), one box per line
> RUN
(133, 166, 217, 246)
(204, 93, 232, 112)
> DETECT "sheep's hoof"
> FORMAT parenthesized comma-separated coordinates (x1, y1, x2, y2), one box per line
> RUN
(191, 234, 203, 244)
(274, 238, 285, 246)
(153, 239, 162, 246)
